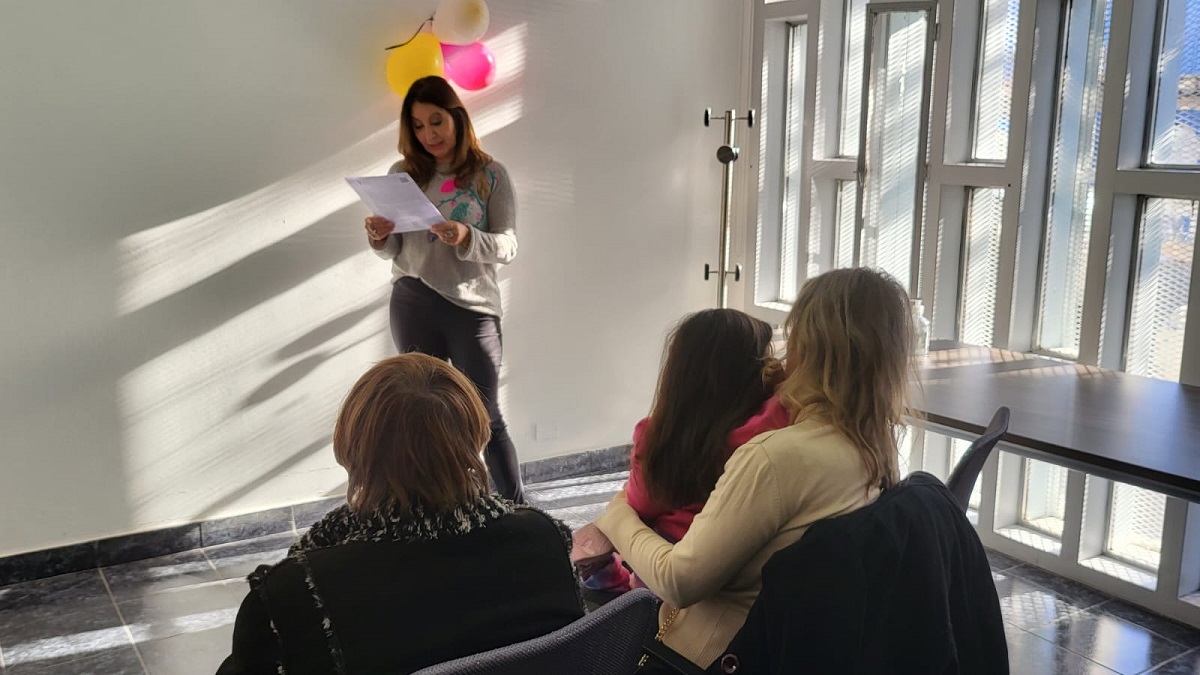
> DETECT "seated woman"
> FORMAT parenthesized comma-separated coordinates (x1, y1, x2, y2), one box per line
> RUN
(578, 309, 789, 591)
(218, 354, 584, 675)
(583, 268, 914, 671)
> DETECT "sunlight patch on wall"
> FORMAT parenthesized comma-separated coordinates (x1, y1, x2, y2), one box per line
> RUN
(116, 123, 398, 316)
(118, 251, 390, 523)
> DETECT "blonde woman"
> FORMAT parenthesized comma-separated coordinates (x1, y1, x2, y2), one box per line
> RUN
(582, 267, 914, 671)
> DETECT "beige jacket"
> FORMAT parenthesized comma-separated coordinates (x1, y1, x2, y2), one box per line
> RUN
(594, 418, 876, 667)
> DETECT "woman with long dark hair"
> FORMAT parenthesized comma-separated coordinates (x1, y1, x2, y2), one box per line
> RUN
(363, 75, 523, 502)
(579, 309, 790, 591)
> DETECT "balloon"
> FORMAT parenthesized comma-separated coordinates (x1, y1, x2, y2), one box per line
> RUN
(442, 42, 496, 91)
(386, 33, 444, 96)
(433, 0, 490, 45)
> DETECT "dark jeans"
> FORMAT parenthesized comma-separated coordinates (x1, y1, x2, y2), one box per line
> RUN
(389, 277, 525, 503)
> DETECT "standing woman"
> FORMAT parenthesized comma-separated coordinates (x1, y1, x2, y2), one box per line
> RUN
(364, 75, 524, 502)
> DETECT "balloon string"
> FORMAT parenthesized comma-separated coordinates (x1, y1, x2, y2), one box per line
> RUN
(384, 17, 434, 51)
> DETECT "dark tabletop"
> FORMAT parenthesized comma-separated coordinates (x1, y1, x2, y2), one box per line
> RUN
(914, 341, 1200, 502)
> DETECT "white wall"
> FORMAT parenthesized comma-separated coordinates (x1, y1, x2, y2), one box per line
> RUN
(0, 0, 743, 556)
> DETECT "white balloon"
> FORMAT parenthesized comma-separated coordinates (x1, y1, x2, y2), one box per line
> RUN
(433, 0, 490, 45)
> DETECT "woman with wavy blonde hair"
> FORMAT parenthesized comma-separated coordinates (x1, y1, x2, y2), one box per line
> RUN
(585, 267, 914, 671)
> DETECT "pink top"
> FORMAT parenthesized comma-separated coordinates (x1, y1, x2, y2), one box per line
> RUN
(624, 395, 792, 542)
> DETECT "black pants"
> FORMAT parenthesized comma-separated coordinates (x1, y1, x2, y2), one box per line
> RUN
(389, 277, 525, 503)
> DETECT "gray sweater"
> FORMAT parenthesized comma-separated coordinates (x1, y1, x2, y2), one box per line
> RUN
(373, 160, 517, 317)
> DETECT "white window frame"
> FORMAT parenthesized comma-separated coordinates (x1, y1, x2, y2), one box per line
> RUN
(738, 0, 1200, 629)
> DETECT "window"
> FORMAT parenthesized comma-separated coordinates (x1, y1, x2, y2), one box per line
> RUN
(1106, 481, 1167, 570)
(858, 8, 933, 293)
(1125, 198, 1196, 380)
(780, 23, 808, 301)
(756, 18, 809, 305)
(835, 180, 858, 268)
(1036, 0, 1112, 358)
(971, 0, 1022, 161)
(960, 188, 1005, 345)
(747, 0, 1200, 624)
(950, 438, 983, 510)
(1021, 459, 1068, 538)
(838, 0, 870, 157)
(1147, 0, 1200, 166)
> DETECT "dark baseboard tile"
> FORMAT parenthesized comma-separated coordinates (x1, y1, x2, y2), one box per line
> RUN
(293, 497, 348, 531)
(95, 523, 202, 568)
(200, 505, 296, 548)
(1, 447, 621, 586)
(521, 444, 632, 485)
(0, 541, 98, 587)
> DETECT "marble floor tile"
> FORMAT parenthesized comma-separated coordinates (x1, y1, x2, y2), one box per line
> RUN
(202, 532, 295, 580)
(1095, 600, 1200, 650)
(1006, 564, 1110, 610)
(985, 548, 1023, 572)
(136, 626, 233, 675)
(544, 508, 590, 531)
(1004, 623, 1118, 674)
(1032, 610, 1190, 675)
(568, 502, 608, 524)
(0, 604, 130, 670)
(1147, 649, 1200, 674)
(526, 475, 627, 510)
(0, 571, 111, 619)
(4, 474, 1199, 675)
(5, 645, 144, 674)
(119, 579, 244, 644)
(102, 552, 219, 603)
(993, 571, 1094, 631)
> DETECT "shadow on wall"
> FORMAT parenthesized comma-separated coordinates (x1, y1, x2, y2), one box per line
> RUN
(123, 22, 534, 528)
(0, 6, 551, 557)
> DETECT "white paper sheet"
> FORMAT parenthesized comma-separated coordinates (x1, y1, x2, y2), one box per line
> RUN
(345, 172, 444, 233)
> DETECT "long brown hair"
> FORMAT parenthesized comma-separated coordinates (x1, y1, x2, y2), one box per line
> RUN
(640, 309, 780, 509)
(777, 268, 914, 490)
(334, 353, 491, 515)
(399, 75, 493, 194)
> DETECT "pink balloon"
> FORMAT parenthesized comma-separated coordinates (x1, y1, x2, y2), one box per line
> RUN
(441, 42, 496, 91)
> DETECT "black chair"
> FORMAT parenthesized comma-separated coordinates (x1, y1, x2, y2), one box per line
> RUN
(412, 588, 660, 675)
(700, 473, 1008, 674)
(945, 406, 1010, 512)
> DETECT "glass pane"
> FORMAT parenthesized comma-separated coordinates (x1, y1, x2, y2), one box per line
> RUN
(1036, 0, 1112, 358)
(972, 0, 1021, 160)
(1148, 0, 1200, 165)
(898, 425, 914, 478)
(1021, 459, 1068, 537)
(950, 438, 983, 510)
(780, 24, 809, 301)
(860, 10, 929, 293)
(839, 0, 871, 156)
(1125, 198, 1196, 380)
(961, 188, 1005, 346)
(1106, 483, 1167, 570)
(835, 180, 858, 268)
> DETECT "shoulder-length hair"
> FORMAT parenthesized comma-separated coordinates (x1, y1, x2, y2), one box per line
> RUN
(639, 309, 780, 509)
(334, 353, 490, 515)
(777, 267, 914, 491)
(399, 75, 493, 194)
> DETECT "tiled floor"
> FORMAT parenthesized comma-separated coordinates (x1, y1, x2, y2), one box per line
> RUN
(1, 471, 1197, 674)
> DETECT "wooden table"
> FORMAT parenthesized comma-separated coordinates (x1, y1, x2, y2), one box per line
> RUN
(914, 341, 1200, 502)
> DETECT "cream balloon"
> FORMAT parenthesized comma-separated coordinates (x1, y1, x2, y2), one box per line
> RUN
(432, 0, 490, 45)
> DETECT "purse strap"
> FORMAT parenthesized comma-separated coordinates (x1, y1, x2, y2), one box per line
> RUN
(637, 605, 682, 669)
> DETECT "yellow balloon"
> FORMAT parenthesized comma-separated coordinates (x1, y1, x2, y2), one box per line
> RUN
(386, 33, 444, 96)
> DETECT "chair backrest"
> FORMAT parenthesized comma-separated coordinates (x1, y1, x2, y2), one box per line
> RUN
(945, 406, 1010, 511)
(710, 473, 1009, 674)
(412, 588, 660, 675)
